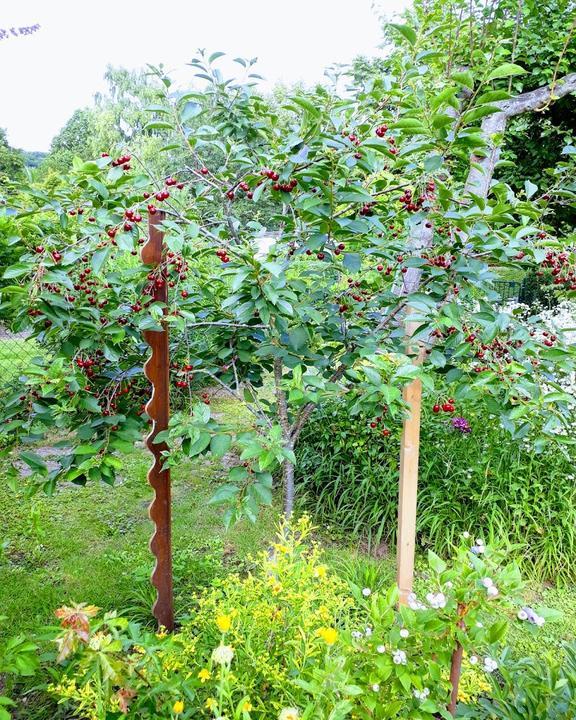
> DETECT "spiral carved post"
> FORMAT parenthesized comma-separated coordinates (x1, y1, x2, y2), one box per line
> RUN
(141, 211, 174, 631)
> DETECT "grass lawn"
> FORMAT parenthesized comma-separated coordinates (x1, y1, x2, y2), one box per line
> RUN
(1, 396, 576, 717)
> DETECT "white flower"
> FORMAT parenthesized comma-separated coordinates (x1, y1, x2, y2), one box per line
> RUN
(487, 585, 499, 598)
(393, 649, 407, 665)
(469, 655, 478, 665)
(279, 708, 299, 720)
(483, 657, 498, 673)
(445, 580, 453, 589)
(212, 645, 234, 665)
(400, 629, 409, 638)
(481, 577, 493, 588)
(517, 609, 528, 621)
(364, 626, 372, 637)
(463, 531, 470, 539)
(475, 538, 485, 547)
(376, 644, 386, 653)
(407, 592, 426, 610)
(413, 687, 430, 700)
(476, 622, 484, 628)
(351, 630, 363, 639)
(534, 614, 545, 627)
(426, 592, 447, 609)
(362, 587, 372, 597)
(371, 684, 380, 692)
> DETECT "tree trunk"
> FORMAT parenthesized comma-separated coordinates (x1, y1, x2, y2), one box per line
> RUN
(283, 455, 295, 516)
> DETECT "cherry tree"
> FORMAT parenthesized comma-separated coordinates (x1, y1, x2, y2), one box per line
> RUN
(1, 12, 575, 535)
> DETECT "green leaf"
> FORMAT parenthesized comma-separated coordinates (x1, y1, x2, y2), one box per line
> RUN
(3, 263, 31, 280)
(429, 350, 446, 368)
(524, 179, 538, 199)
(343, 253, 362, 272)
(389, 23, 417, 45)
(288, 326, 309, 351)
(180, 101, 202, 123)
(209, 484, 240, 504)
(428, 550, 446, 574)
(144, 121, 174, 131)
(486, 63, 526, 81)
(208, 51, 226, 63)
(210, 434, 232, 458)
(452, 70, 475, 89)
(19, 451, 48, 473)
(91, 247, 109, 274)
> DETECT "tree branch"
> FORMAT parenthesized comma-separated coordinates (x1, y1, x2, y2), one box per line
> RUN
(466, 73, 576, 197)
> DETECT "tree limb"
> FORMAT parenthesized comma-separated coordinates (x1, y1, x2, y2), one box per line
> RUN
(466, 73, 576, 197)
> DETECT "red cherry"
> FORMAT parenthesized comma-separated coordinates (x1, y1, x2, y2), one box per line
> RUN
(377, 264, 383, 272)
(200, 167, 209, 175)
(35, 245, 44, 254)
(226, 191, 235, 200)
(433, 404, 440, 413)
(181, 290, 188, 298)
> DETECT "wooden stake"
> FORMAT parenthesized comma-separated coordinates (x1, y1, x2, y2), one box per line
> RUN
(142, 211, 174, 631)
(397, 318, 424, 605)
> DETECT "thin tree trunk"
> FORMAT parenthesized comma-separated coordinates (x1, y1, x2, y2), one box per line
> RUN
(283, 456, 295, 516)
(447, 641, 464, 715)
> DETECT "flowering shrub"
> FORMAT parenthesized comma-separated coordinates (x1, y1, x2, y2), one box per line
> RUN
(42, 518, 550, 719)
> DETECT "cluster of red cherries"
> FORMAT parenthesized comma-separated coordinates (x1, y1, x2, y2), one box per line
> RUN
(433, 398, 456, 413)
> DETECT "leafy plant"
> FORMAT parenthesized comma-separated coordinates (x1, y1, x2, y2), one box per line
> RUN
(474, 643, 576, 719)
(296, 396, 576, 582)
(0, 621, 39, 720)
(43, 519, 539, 719)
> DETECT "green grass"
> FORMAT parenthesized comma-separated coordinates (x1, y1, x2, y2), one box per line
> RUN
(0, 399, 274, 640)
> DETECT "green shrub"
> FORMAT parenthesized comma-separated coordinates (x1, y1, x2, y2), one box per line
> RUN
(42, 518, 534, 719)
(474, 644, 576, 719)
(296, 399, 576, 583)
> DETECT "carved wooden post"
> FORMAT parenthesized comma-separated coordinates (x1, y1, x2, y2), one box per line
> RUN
(141, 211, 174, 630)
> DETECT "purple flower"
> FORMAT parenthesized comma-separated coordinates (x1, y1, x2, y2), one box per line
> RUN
(451, 416, 471, 433)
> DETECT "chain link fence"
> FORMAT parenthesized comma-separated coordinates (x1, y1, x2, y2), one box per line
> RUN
(0, 326, 41, 396)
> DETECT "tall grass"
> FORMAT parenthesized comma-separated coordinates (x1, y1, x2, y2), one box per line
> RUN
(296, 400, 576, 583)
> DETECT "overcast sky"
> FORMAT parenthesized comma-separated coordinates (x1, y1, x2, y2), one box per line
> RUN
(1, 0, 409, 152)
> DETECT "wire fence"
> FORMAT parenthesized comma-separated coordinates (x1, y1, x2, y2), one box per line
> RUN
(0, 326, 41, 396)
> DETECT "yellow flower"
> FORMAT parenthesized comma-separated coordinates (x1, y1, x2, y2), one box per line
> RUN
(271, 582, 282, 594)
(198, 668, 211, 683)
(205, 697, 218, 710)
(275, 543, 290, 554)
(314, 565, 327, 578)
(242, 700, 253, 712)
(216, 614, 232, 632)
(173, 699, 184, 714)
(317, 627, 338, 645)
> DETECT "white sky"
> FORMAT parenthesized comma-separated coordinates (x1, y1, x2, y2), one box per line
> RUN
(0, 0, 409, 151)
